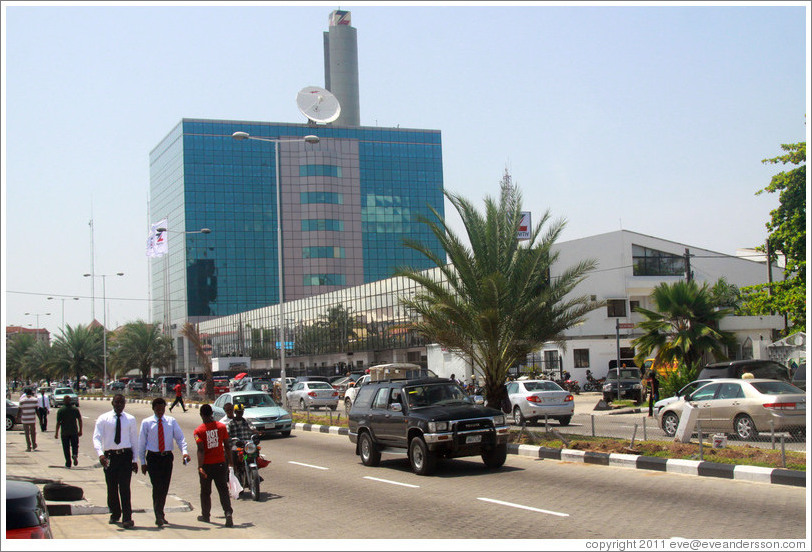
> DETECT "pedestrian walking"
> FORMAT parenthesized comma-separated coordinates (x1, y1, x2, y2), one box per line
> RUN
(193, 404, 234, 527)
(19, 388, 39, 452)
(138, 397, 191, 527)
(54, 395, 83, 468)
(647, 371, 660, 417)
(36, 388, 50, 431)
(92, 394, 138, 529)
(169, 382, 187, 413)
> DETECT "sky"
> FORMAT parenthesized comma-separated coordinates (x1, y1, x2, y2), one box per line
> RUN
(2, 1, 809, 343)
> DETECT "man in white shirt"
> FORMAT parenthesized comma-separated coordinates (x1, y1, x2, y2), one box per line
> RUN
(92, 394, 138, 529)
(137, 397, 191, 527)
(36, 388, 50, 431)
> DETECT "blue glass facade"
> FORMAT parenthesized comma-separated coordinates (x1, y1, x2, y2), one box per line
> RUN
(149, 119, 444, 328)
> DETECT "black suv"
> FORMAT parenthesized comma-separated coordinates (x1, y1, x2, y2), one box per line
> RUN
(348, 378, 509, 475)
(602, 367, 644, 404)
(697, 360, 790, 382)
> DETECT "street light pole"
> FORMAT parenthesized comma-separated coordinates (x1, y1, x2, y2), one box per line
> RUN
(47, 296, 79, 335)
(232, 131, 319, 410)
(84, 272, 124, 391)
(24, 312, 51, 342)
(155, 226, 211, 395)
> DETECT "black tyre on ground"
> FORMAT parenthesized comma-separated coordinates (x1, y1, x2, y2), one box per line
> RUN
(512, 406, 525, 426)
(249, 468, 260, 501)
(359, 432, 381, 467)
(281, 430, 291, 437)
(661, 411, 679, 437)
(344, 398, 352, 415)
(6, 415, 14, 431)
(557, 416, 572, 426)
(734, 414, 757, 440)
(408, 437, 436, 476)
(481, 443, 507, 469)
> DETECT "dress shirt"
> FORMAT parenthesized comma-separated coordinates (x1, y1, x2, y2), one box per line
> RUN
(138, 414, 189, 464)
(93, 410, 138, 456)
(37, 394, 50, 411)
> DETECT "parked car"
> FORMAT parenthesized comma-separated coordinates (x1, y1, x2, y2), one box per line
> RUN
(790, 361, 806, 392)
(126, 378, 155, 392)
(293, 376, 332, 384)
(245, 379, 275, 393)
(602, 368, 644, 404)
(652, 379, 714, 418)
(344, 374, 371, 413)
(212, 378, 230, 396)
(505, 379, 574, 426)
(212, 391, 293, 438)
(155, 376, 185, 395)
(107, 381, 127, 391)
(697, 360, 791, 382)
(5, 480, 53, 539)
(329, 376, 353, 398)
(348, 378, 510, 475)
(52, 387, 79, 407)
(656, 378, 806, 440)
(6, 399, 20, 430)
(287, 381, 340, 410)
(36, 387, 54, 408)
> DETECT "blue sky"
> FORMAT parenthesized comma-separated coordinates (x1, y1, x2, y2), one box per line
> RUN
(2, 1, 808, 340)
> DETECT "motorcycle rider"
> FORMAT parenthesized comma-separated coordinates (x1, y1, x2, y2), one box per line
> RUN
(227, 404, 255, 484)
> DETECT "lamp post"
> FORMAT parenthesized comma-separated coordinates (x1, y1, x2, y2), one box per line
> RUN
(155, 226, 211, 394)
(232, 131, 319, 409)
(24, 312, 51, 342)
(84, 272, 124, 391)
(47, 296, 79, 334)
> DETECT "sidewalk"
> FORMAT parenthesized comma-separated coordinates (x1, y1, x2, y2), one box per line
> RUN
(4, 424, 230, 539)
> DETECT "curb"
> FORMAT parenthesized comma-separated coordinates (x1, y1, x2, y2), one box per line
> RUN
(291, 422, 806, 488)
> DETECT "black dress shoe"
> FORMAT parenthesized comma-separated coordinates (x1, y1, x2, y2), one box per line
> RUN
(224, 514, 233, 528)
(197, 515, 210, 523)
(122, 520, 135, 529)
(109, 517, 120, 525)
(155, 518, 165, 527)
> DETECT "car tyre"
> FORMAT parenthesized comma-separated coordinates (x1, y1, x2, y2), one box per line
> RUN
(6, 415, 15, 431)
(280, 430, 291, 437)
(603, 393, 612, 404)
(481, 443, 507, 469)
(557, 416, 572, 426)
(408, 437, 436, 476)
(329, 404, 337, 411)
(344, 397, 353, 415)
(359, 432, 381, 467)
(299, 399, 306, 411)
(734, 414, 757, 440)
(512, 406, 525, 426)
(789, 427, 805, 442)
(661, 411, 679, 437)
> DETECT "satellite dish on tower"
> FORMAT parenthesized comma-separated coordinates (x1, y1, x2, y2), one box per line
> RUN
(296, 86, 341, 124)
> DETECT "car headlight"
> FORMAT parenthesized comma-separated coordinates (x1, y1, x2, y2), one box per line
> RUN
(428, 421, 449, 432)
(492, 415, 506, 426)
(633, 384, 642, 390)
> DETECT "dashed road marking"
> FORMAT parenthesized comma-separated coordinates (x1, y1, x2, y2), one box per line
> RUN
(363, 476, 419, 488)
(288, 461, 329, 470)
(477, 497, 569, 517)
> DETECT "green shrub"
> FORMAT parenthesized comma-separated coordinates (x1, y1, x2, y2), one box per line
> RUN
(659, 361, 702, 399)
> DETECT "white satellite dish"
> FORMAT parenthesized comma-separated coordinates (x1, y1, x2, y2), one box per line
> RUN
(296, 86, 341, 124)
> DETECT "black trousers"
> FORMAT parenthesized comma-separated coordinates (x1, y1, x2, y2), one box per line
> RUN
(60, 434, 79, 466)
(169, 396, 186, 412)
(37, 407, 48, 431)
(199, 462, 232, 519)
(146, 451, 174, 521)
(104, 449, 134, 522)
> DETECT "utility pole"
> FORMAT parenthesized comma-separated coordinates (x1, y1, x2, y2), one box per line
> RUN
(684, 248, 693, 282)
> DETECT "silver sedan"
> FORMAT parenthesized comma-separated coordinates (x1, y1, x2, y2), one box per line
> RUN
(287, 381, 340, 411)
(506, 379, 574, 426)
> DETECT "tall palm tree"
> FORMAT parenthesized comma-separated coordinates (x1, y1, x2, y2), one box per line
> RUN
(7, 333, 36, 386)
(108, 321, 175, 392)
(397, 178, 598, 410)
(182, 322, 213, 400)
(26, 339, 58, 386)
(49, 324, 104, 391)
(632, 280, 737, 368)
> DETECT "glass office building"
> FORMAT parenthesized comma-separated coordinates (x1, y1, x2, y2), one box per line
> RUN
(149, 119, 445, 340)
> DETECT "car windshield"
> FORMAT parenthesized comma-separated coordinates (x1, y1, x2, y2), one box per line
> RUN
(54, 389, 72, 395)
(750, 381, 804, 395)
(524, 381, 563, 392)
(307, 382, 333, 390)
(233, 394, 278, 409)
(403, 383, 472, 408)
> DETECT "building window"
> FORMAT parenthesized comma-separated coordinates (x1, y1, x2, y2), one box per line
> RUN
(300, 164, 343, 178)
(574, 349, 590, 368)
(301, 192, 343, 205)
(607, 299, 626, 317)
(302, 219, 344, 232)
(629, 300, 640, 314)
(302, 246, 345, 259)
(632, 244, 684, 276)
(303, 274, 346, 286)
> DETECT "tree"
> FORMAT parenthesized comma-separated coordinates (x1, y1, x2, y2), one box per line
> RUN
(7, 334, 36, 386)
(49, 324, 104, 391)
(108, 321, 175, 392)
(740, 142, 806, 333)
(317, 305, 361, 353)
(26, 339, 58, 386)
(181, 322, 213, 400)
(397, 173, 598, 410)
(632, 280, 737, 369)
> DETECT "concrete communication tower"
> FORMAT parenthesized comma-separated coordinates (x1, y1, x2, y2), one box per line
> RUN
(323, 10, 360, 126)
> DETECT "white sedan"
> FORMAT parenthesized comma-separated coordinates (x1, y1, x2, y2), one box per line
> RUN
(506, 380, 574, 426)
(287, 381, 339, 411)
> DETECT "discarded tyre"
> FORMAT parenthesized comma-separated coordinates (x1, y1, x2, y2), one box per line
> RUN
(43, 482, 84, 501)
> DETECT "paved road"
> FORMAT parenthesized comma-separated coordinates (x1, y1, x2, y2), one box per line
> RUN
(6, 398, 806, 540)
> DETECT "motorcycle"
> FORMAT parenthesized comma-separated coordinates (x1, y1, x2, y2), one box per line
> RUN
(555, 379, 581, 395)
(583, 376, 606, 393)
(230, 434, 269, 501)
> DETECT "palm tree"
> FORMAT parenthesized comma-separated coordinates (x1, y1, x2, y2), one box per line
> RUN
(7, 333, 36, 386)
(397, 177, 598, 410)
(49, 324, 104, 391)
(632, 280, 737, 368)
(181, 322, 213, 400)
(108, 321, 175, 392)
(26, 339, 58, 386)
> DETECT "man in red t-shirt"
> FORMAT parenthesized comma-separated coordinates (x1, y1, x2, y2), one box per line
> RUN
(193, 404, 233, 527)
(169, 382, 187, 413)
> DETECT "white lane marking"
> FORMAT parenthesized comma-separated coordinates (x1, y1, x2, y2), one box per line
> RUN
(288, 461, 329, 470)
(363, 476, 420, 488)
(477, 497, 569, 517)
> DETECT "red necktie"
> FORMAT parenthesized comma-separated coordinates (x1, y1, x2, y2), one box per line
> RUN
(158, 418, 165, 452)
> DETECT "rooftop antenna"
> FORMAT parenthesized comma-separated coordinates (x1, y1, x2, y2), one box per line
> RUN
(297, 85, 341, 124)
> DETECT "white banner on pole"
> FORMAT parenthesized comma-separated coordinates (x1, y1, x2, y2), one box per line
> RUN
(147, 218, 168, 257)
